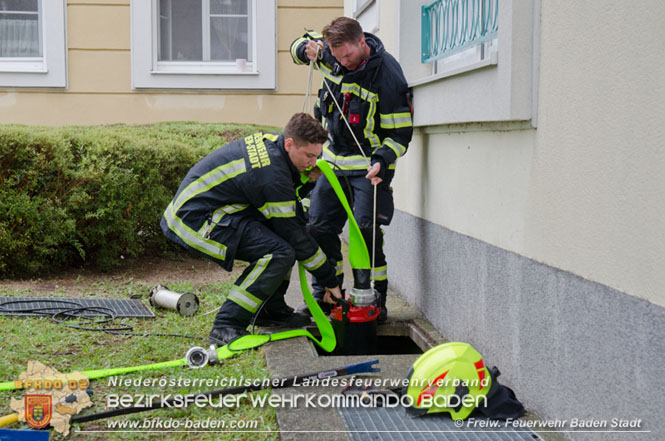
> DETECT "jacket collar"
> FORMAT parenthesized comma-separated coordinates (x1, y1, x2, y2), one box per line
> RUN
(275, 134, 300, 184)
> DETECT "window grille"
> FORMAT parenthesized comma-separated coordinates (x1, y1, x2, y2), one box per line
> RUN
(421, 0, 498, 64)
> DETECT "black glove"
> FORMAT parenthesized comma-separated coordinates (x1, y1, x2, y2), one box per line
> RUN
(370, 155, 387, 181)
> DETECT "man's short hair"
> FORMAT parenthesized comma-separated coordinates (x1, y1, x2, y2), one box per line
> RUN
(283, 113, 328, 145)
(322, 17, 364, 48)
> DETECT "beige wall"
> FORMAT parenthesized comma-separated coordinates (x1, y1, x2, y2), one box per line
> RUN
(524, 0, 665, 306)
(393, 0, 665, 307)
(0, 0, 343, 127)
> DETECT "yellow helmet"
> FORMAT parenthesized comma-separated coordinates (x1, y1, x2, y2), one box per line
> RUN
(404, 342, 493, 420)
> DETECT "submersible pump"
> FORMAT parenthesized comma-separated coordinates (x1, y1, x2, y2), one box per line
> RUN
(331, 269, 380, 355)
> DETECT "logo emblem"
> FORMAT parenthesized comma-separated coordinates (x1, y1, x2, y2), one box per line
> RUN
(25, 394, 52, 429)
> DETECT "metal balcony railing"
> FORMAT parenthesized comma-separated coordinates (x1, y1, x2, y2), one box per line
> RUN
(421, 0, 499, 63)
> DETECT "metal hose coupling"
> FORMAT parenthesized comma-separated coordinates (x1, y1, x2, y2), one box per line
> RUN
(185, 345, 220, 369)
(348, 287, 377, 308)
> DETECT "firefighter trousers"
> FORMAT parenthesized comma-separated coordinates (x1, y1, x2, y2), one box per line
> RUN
(307, 173, 393, 305)
(213, 219, 296, 329)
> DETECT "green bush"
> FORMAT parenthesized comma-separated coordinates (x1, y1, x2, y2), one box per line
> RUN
(0, 122, 277, 278)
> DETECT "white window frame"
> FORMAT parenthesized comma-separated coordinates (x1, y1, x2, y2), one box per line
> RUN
(421, 38, 498, 84)
(417, 0, 498, 84)
(399, 0, 538, 127)
(131, 0, 276, 90)
(352, 0, 379, 34)
(0, 0, 68, 88)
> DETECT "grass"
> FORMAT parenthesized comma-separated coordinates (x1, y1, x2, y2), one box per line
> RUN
(0, 268, 279, 440)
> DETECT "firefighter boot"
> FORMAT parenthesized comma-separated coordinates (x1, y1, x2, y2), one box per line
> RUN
(255, 297, 311, 328)
(208, 326, 249, 346)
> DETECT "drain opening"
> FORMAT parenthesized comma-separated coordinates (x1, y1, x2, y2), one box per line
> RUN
(307, 323, 428, 356)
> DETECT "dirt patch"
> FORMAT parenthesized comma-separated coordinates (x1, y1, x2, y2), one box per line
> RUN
(0, 255, 244, 297)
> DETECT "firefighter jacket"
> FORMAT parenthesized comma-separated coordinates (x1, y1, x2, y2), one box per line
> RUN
(291, 31, 413, 176)
(160, 133, 338, 288)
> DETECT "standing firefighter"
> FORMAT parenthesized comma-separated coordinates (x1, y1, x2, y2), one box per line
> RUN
(291, 17, 413, 322)
(161, 113, 342, 345)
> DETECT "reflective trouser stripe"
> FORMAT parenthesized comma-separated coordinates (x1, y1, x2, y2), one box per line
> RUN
(239, 255, 272, 291)
(164, 203, 227, 260)
(228, 286, 263, 313)
(372, 265, 388, 281)
(228, 254, 273, 313)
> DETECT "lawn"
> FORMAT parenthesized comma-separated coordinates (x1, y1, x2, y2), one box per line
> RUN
(0, 255, 279, 440)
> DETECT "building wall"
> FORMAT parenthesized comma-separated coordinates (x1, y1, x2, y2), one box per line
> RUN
(369, 0, 665, 439)
(0, 0, 343, 126)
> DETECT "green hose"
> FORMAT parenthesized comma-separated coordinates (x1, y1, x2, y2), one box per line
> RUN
(316, 159, 370, 269)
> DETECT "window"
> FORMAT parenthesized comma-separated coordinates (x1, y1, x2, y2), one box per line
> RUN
(421, 0, 498, 79)
(0, 0, 67, 88)
(399, 0, 538, 126)
(131, 0, 276, 90)
(353, 0, 379, 34)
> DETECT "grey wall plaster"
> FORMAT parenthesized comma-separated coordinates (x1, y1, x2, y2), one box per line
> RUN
(384, 210, 665, 441)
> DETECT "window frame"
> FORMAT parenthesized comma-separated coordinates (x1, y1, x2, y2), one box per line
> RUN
(0, 0, 68, 88)
(352, 0, 379, 34)
(398, 0, 538, 127)
(131, 0, 276, 90)
(418, 0, 499, 83)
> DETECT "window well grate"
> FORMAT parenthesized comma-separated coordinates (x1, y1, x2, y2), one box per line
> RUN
(0, 297, 154, 318)
(339, 406, 542, 441)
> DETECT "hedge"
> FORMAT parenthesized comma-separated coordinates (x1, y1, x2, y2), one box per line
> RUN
(0, 122, 278, 278)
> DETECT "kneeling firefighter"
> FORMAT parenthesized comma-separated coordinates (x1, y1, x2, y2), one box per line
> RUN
(161, 113, 342, 345)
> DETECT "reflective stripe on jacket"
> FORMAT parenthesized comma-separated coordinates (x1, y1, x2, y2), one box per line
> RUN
(161, 133, 337, 287)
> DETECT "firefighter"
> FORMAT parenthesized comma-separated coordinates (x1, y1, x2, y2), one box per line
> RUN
(290, 17, 413, 322)
(161, 113, 342, 345)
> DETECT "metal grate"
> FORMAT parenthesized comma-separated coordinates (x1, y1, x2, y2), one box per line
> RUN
(339, 406, 542, 441)
(0, 297, 154, 318)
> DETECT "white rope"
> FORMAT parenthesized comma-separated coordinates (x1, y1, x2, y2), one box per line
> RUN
(371, 183, 377, 290)
(308, 47, 378, 289)
(302, 59, 314, 113)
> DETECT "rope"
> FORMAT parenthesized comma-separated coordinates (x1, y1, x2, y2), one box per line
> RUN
(302, 58, 314, 113)
(372, 183, 377, 290)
